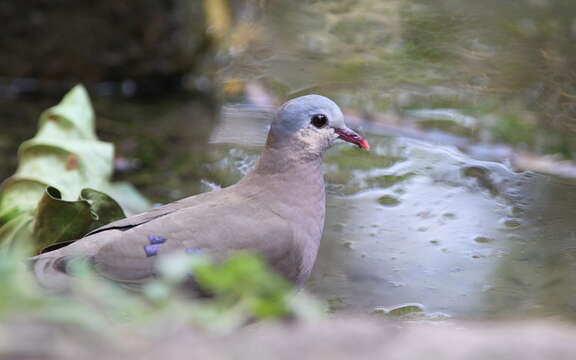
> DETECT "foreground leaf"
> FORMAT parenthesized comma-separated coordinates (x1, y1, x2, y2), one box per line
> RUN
(0, 85, 149, 253)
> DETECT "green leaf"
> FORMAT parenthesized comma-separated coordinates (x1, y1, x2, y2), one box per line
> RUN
(0, 216, 34, 254)
(1, 86, 113, 209)
(0, 85, 149, 253)
(79, 188, 126, 231)
(33, 186, 93, 249)
(193, 253, 294, 319)
(32, 187, 127, 251)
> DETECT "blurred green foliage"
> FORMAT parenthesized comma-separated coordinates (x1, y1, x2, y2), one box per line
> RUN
(0, 86, 149, 253)
(0, 85, 316, 332)
(0, 250, 319, 333)
(194, 253, 294, 319)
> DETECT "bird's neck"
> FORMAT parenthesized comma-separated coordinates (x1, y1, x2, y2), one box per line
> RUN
(249, 131, 325, 179)
(239, 132, 326, 210)
(239, 132, 327, 285)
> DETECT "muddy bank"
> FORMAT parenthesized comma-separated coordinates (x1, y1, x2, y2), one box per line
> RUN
(2, 317, 576, 359)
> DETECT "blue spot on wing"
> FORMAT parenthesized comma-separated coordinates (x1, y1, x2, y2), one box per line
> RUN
(144, 244, 161, 257)
(148, 235, 166, 244)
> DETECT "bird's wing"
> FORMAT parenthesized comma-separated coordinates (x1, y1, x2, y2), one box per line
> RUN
(84, 190, 217, 235)
(33, 190, 299, 292)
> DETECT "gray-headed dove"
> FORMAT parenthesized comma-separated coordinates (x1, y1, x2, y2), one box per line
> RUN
(31, 95, 369, 292)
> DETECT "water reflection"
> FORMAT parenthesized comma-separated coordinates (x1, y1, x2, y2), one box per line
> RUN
(483, 173, 576, 320)
(309, 138, 517, 317)
(210, 110, 576, 321)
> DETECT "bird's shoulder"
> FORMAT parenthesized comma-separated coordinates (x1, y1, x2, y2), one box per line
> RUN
(86, 186, 296, 282)
(85, 187, 229, 236)
(97, 187, 294, 253)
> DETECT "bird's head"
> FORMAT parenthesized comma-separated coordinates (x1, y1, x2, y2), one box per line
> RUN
(270, 95, 369, 154)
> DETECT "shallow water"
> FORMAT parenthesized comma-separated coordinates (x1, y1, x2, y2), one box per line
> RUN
(212, 0, 576, 321)
(1, 0, 576, 331)
(309, 136, 576, 320)
(210, 110, 576, 321)
(3, 94, 576, 322)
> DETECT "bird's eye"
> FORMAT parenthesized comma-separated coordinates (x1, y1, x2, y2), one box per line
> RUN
(311, 114, 328, 128)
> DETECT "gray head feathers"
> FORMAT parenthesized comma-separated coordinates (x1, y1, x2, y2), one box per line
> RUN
(270, 95, 345, 137)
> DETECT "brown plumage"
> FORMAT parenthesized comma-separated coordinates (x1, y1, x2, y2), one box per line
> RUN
(31, 95, 369, 293)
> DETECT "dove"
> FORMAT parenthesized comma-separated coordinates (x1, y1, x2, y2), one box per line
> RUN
(31, 94, 369, 293)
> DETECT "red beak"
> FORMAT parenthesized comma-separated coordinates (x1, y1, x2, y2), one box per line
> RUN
(334, 128, 370, 151)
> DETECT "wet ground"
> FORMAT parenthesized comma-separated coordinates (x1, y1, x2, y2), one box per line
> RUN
(3, 95, 576, 322)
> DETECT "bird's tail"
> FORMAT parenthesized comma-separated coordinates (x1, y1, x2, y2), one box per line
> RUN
(30, 253, 73, 293)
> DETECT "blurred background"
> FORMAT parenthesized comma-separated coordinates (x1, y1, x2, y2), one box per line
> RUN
(3, 0, 576, 323)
